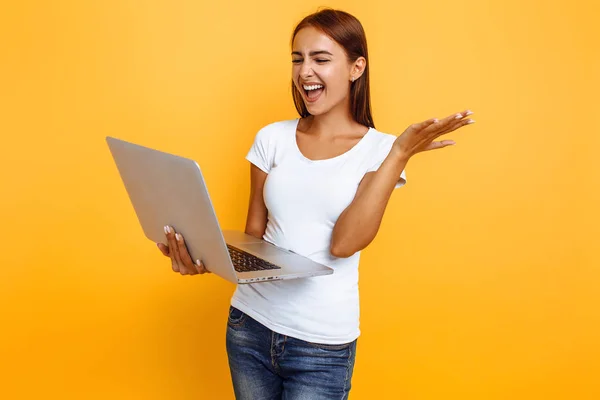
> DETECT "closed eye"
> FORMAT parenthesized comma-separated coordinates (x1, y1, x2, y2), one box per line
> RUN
(291, 59, 330, 64)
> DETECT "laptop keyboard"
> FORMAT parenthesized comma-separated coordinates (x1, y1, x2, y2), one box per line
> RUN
(227, 245, 282, 273)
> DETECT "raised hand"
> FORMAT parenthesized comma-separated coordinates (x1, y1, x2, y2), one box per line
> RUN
(392, 109, 475, 161)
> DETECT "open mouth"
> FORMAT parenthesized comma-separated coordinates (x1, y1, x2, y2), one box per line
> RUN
(302, 84, 325, 102)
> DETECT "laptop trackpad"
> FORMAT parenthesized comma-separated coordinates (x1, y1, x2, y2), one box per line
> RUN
(241, 242, 291, 257)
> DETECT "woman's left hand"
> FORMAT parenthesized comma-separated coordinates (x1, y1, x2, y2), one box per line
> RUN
(392, 109, 475, 162)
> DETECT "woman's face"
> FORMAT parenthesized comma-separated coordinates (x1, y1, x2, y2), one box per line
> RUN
(291, 26, 363, 116)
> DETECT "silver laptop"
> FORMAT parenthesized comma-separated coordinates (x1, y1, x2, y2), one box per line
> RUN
(106, 136, 334, 284)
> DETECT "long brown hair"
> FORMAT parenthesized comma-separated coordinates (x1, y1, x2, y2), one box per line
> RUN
(290, 8, 375, 128)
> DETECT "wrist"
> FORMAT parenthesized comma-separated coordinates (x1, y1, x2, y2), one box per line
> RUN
(389, 146, 410, 164)
(380, 147, 408, 179)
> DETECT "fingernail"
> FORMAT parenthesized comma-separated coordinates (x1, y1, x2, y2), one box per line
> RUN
(176, 233, 181, 241)
(164, 225, 169, 234)
(467, 119, 475, 124)
(195, 259, 201, 266)
(465, 110, 473, 116)
(455, 113, 462, 119)
(432, 118, 438, 123)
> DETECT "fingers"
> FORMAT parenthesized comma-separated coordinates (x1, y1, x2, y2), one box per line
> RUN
(164, 226, 206, 276)
(196, 259, 211, 274)
(175, 232, 199, 275)
(412, 110, 475, 154)
(191, 259, 208, 274)
(157, 242, 170, 257)
(423, 111, 475, 144)
(433, 115, 475, 139)
(175, 232, 193, 265)
(165, 225, 184, 273)
(422, 140, 456, 152)
(423, 110, 474, 135)
(427, 117, 476, 152)
(161, 225, 211, 276)
(410, 118, 439, 133)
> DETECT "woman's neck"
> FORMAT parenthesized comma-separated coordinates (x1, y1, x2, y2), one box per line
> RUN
(301, 103, 365, 138)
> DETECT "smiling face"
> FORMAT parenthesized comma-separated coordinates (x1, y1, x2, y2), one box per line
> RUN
(291, 26, 365, 116)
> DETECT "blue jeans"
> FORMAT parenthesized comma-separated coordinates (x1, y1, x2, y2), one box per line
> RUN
(226, 306, 358, 399)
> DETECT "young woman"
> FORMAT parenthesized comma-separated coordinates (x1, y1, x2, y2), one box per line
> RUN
(157, 8, 474, 400)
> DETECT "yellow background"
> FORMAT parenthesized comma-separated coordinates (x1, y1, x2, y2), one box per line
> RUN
(1, 0, 598, 398)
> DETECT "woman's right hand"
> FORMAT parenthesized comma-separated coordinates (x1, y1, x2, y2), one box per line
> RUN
(156, 225, 211, 276)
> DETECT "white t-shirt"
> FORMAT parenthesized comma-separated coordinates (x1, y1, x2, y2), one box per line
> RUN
(230, 118, 407, 344)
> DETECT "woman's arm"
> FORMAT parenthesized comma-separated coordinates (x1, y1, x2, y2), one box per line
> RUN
(245, 164, 269, 239)
(330, 110, 475, 258)
(330, 148, 407, 258)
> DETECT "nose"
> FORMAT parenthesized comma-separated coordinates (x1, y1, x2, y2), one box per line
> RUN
(299, 60, 314, 79)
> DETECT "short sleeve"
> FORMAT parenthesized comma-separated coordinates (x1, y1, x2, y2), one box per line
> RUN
(245, 125, 275, 173)
(366, 136, 407, 189)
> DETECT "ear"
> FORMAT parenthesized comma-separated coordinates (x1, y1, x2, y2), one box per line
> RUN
(350, 57, 367, 81)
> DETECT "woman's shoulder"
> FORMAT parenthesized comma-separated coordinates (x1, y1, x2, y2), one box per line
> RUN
(367, 126, 397, 149)
(258, 118, 298, 133)
(253, 118, 298, 141)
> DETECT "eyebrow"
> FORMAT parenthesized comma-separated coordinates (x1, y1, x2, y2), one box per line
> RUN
(291, 50, 334, 57)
